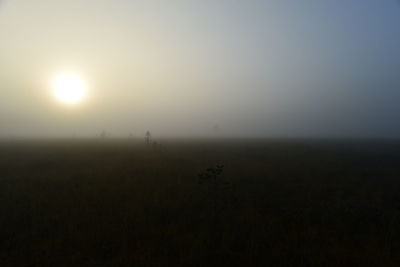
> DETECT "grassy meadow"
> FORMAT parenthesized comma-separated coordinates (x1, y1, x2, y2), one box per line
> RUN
(0, 139, 400, 266)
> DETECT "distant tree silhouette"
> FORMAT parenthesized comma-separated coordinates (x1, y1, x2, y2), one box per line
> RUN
(145, 130, 151, 145)
(100, 130, 106, 139)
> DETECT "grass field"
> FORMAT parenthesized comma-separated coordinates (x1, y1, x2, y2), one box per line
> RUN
(1, 139, 400, 266)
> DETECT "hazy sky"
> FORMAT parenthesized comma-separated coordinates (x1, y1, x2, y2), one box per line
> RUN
(0, 0, 399, 138)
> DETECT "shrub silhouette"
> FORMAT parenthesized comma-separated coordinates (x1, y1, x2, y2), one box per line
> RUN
(198, 164, 232, 210)
(198, 165, 224, 184)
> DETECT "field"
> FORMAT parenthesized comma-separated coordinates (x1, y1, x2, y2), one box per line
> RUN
(1, 139, 400, 266)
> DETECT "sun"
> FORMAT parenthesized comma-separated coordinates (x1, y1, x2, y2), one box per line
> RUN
(51, 72, 88, 105)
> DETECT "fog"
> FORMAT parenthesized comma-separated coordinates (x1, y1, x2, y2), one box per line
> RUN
(0, 0, 399, 138)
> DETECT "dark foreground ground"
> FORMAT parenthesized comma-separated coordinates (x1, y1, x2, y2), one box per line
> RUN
(1, 138, 400, 266)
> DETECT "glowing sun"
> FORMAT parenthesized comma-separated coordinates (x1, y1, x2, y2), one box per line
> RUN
(51, 72, 88, 105)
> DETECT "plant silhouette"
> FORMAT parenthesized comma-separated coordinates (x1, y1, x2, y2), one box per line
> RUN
(145, 130, 151, 145)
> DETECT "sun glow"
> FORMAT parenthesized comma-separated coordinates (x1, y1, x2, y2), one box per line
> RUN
(51, 72, 88, 105)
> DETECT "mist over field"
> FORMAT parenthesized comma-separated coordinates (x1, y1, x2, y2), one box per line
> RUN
(3, 2, 400, 266)
(1, 0, 400, 138)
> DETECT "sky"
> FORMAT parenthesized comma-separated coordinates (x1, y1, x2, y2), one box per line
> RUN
(0, 0, 399, 138)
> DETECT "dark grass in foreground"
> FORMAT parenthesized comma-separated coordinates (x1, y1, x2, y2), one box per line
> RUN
(1, 139, 400, 266)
